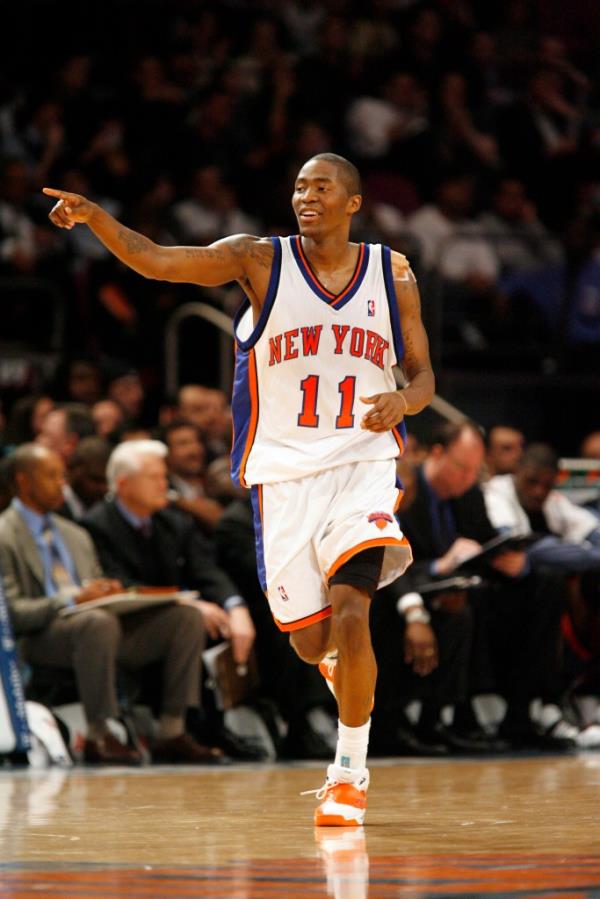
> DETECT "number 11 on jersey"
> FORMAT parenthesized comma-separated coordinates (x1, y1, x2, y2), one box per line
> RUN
(298, 375, 356, 429)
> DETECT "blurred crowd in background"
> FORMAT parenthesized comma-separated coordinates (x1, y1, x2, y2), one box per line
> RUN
(2, 0, 600, 763)
(1, 0, 600, 433)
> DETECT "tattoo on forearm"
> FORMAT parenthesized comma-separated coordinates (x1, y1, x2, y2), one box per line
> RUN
(403, 325, 417, 368)
(117, 228, 154, 255)
(184, 246, 226, 260)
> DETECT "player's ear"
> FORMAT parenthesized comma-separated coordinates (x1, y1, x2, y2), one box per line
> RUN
(348, 194, 362, 215)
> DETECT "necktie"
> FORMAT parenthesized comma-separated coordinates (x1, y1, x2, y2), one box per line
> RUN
(139, 520, 152, 539)
(41, 524, 77, 600)
(435, 499, 456, 554)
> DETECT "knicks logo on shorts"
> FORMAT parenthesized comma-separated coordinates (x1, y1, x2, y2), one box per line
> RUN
(368, 511, 393, 530)
(278, 585, 290, 601)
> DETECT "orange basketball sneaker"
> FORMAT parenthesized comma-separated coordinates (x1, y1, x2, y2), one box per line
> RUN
(318, 653, 374, 712)
(304, 764, 370, 826)
(318, 653, 338, 697)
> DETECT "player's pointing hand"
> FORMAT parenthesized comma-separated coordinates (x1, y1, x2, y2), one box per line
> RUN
(42, 187, 96, 229)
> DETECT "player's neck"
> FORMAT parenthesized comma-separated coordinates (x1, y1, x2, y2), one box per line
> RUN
(299, 232, 355, 271)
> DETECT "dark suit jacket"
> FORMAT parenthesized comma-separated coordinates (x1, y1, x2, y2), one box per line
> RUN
(83, 499, 238, 607)
(397, 467, 498, 586)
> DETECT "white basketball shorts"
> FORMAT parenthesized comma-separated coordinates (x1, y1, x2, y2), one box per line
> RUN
(250, 459, 412, 632)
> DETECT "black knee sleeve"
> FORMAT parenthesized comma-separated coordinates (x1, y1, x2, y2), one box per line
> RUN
(329, 546, 385, 598)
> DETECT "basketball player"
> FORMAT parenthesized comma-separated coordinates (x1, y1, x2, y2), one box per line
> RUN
(43, 153, 435, 825)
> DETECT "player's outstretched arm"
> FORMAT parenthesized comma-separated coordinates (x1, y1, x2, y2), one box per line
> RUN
(42, 188, 271, 287)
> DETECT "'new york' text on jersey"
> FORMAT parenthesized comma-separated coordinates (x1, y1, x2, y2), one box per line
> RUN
(231, 236, 408, 486)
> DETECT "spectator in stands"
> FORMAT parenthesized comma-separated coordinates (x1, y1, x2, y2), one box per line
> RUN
(59, 436, 112, 522)
(497, 67, 589, 226)
(407, 172, 501, 348)
(581, 431, 600, 461)
(484, 424, 525, 479)
(483, 443, 600, 573)
(3, 394, 54, 450)
(479, 178, 564, 272)
(398, 421, 576, 750)
(0, 444, 225, 765)
(162, 420, 225, 533)
(408, 173, 498, 276)
(437, 72, 500, 171)
(37, 403, 96, 465)
(345, 71, 432, 181)
(0, 157, 36, 274)
(177, 384, 232, 461)
(169, 166, 258, 246)
(105, 364, 145, 424)
(91, 399, 124, 438)
(51, 357, 104, 406)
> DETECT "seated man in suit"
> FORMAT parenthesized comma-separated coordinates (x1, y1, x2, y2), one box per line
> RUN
(396, 420, 575, 749)
(0, 443, 225, 765)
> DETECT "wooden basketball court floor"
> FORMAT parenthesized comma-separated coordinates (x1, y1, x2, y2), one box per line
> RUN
(1, 754, 600, 898)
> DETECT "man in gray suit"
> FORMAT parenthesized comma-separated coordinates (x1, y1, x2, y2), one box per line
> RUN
(0, 443, 225, 765)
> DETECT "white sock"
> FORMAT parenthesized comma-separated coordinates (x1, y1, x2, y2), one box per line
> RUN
(333, 718, 370, 776)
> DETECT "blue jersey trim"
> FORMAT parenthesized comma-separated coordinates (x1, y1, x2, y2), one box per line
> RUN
(233, 237, 282, 352)
(230, 349, 253, 487)
(291, 236, 370, 310)
(381, 244, 405, 363)
(382, 245, 408, 454)
(250, 486, 267, 593)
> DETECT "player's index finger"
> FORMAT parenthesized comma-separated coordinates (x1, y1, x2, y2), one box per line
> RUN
(42, 187, 66, 198)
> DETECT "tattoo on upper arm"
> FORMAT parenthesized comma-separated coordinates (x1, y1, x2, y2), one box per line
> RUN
(228, 236, 273, 269)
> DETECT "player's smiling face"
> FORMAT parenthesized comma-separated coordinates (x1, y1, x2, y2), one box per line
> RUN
(292, 160, 360, 236)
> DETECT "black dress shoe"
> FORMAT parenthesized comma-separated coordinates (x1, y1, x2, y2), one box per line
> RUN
(280, 724, 333, 760)
(498, 720, 576, 752)
(453, 727, 510, 754)
(418, 723, 497, 754)
(370, 723, 448, 758)
(209, 725, 269, 761)
(83, 733, 142, 765)
(152, 733, 231, 764)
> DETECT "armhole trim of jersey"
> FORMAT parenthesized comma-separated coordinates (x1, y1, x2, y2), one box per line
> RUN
(381, 244, 405, 363)
(234, 236, 282, 352)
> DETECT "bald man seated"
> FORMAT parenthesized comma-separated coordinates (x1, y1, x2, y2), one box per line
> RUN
(0, 444, 226, 765)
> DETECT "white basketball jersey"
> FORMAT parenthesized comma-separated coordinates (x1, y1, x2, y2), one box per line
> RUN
(231, 236, 408, 486)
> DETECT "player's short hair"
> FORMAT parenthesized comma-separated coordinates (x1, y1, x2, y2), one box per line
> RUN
(307, 153, 362, 196)
(106, 439, 167, 492)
